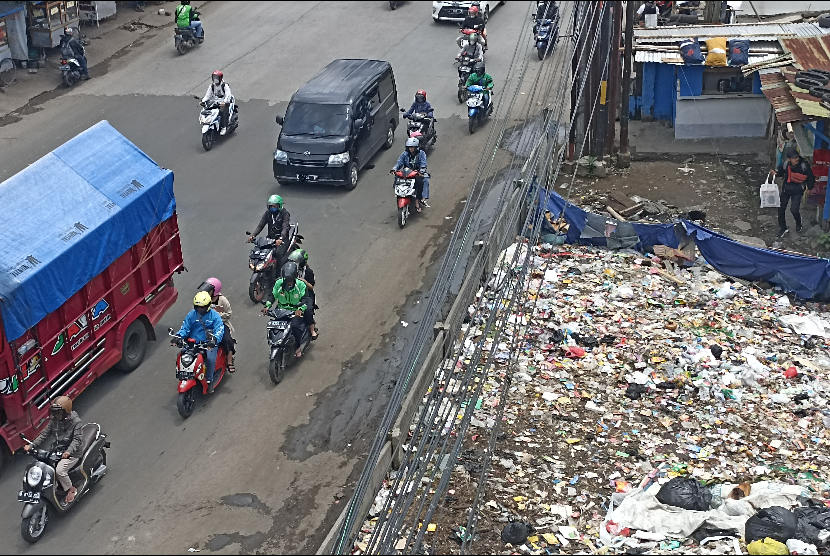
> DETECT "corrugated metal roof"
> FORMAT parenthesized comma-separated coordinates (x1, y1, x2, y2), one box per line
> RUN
(634, 22, 829, 42)
(635, 51, 781, 65)
(759, 68, 808, 123)
(780, 35, 830, 71)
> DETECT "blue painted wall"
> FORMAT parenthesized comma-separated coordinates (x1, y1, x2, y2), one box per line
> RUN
(678, 65, 704, 96)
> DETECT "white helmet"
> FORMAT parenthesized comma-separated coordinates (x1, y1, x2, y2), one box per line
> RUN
(406, 137, 420, 148)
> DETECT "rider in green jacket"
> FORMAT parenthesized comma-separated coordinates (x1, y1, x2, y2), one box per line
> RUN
(465, 61, 494, 114)
(265, 262, 313, 357)
(175, 0, 203, 41)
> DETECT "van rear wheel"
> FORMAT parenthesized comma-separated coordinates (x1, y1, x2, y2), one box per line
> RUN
(344, 162, 358, 190)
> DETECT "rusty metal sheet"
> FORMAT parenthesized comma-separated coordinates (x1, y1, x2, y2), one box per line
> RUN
(760, 69, 807, 123)
(780, 35, 830, 71)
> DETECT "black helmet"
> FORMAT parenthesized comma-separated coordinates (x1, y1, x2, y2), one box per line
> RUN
(181, 0, 191, 4)
(785, 147, 800, 159)
(281, 261, 299, 290)
(474, 62, 486, 75)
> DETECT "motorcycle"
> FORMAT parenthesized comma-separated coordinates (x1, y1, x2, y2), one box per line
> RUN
(400, 108, 436, 152)
(168, 329, 228, 418)
(533, 15, 559, 60)
(174, 15, 203, 55)
(392, 167, 422, 228)
(458, 26, 487, 51)
(455, 54, 475, 104)
(246, 223, 303, 304)
(199, 98, 239, 151)
(58, 45, 83, 88)
(466, 84, 492, 134)
(265, 307, 311, 384)
(17, 426, 109, 543)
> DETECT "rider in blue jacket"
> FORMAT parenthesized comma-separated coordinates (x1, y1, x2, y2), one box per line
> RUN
(404, 90, 437, 142)
(176, 291, 225, 393)
(393, 137, 430, 211)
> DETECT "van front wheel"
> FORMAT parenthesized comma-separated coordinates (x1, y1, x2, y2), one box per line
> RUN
(344, 162, 358, 190)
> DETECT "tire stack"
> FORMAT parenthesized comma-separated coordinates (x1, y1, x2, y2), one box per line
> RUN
(794, 69, 830, 110)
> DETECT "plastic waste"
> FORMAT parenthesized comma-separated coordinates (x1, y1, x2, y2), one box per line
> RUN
(655, 477, 712, 511)
(745, 506, 798, 543)
(786, 538, 819, 555)
(747, 537, 790, 555)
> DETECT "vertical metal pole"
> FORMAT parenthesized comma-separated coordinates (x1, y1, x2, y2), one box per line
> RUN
(619, 0, 634, 167)
(594, 2, 612, 158)
(606, 1, 622, 155)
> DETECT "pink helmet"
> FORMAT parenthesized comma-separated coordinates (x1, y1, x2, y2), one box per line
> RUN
(205, 277, 222, 295)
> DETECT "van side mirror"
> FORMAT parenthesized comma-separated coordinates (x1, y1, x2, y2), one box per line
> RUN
(275, 115, 284, 126)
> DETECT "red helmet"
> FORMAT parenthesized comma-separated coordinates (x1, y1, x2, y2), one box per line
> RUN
(415, 89, 427, 103)
(469, 5, 480, 15)
(211, 70, 223, 82)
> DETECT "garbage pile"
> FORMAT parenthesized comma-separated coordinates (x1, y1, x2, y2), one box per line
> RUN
(353, 242, 830, 555)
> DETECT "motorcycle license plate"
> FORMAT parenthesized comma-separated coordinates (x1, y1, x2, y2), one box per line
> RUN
(459, 66, 470, 72)
(18, 491, 40, 503)
(296, 174, 318, 182)
(176, 371, 194, 380)
(268, 321, 290, 329)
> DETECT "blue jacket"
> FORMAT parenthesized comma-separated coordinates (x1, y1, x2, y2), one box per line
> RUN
(405, 100, 434, 118)
(177, 309, 224, 344)
(394, 149, 428, 172)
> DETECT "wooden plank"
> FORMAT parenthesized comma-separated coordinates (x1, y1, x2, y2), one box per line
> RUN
(606, 206, 628, 222)
(608, 190, 635, 209)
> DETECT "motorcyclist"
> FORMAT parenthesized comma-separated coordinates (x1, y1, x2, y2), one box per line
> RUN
(175, 0, 203, 42)
(24, 396, 83, 504)
(459, 4, 487, 50)
(264, 262, 313, 358)
(465, 61, 494, 115)
(201, 70, 233, 135)
(60, 27, 89, 80)
(393, 137, 430, 212)
(403, 89, 437, 142)
(248, 194, 291, 266)
(174, 291, 225, 393)
(288, 249, 318, 341)
(456, 32, 484, 64)
(199, 277, 236, 372)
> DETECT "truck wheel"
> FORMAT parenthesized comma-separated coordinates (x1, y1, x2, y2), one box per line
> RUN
(114, 320, 148, 373)
(177, 390, 196, 418)
(21, 506, 48, 543)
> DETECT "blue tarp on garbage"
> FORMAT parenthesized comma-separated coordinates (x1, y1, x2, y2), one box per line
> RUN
(0, 121, 176, 341)
(683, 221, 830, 301)
(537, 184, 830, 301)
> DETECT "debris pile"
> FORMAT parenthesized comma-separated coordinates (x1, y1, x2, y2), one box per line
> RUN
(354, 242, 830, 555)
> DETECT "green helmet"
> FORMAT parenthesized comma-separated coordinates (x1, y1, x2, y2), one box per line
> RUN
(288, 248, 309, 266)
(267, 194, 283, 209)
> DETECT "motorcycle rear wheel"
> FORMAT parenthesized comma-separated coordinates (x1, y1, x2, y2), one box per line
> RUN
(62, 72, 75, 88)
(176, 41, 187, 55)
(202, 130, 214, 151)
(398, 205, 408, 228)
(21, 506, 48, 543)
(537, 44, 547, 60)
(177, 390, 196, 418)
(268, 352, 287, 384)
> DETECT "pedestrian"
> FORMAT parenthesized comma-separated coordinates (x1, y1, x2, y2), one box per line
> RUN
(133, 1, 145, 12)
(769, 148, 815, 237)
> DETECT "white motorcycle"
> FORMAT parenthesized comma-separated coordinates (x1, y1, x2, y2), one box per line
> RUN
(198, 98, 239, 151)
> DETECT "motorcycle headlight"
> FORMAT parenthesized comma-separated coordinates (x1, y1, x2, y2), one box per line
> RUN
(274, 149, 288, 163)
(26, 466, 43, 487)
(181, 353, 194, 368)
(327, 152, 350, 166)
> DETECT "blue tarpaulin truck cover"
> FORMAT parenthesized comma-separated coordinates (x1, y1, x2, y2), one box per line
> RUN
(0, 121, 176, 341)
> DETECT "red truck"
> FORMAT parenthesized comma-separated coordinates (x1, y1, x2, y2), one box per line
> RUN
(0, 121, 184, 473)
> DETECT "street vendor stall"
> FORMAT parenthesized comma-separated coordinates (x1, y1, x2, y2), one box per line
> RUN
(27, 1, 80, 48)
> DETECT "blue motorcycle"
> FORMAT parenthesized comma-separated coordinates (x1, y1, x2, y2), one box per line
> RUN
(534, 16, 559, 60)
(466, 84, 492, 134)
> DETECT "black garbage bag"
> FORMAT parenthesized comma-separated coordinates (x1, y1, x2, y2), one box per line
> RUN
(655, 478, 712, 511)
(501, 520, 534, 545)
(795, 506, 830, 547)
(689, 526, 739, 543)
(625, 383, 649, 400)
(745, 506, 798, 543)
(710, 344, 723, 360)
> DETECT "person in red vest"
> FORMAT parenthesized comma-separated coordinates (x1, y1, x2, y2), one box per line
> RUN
(770, 148, 815, 237)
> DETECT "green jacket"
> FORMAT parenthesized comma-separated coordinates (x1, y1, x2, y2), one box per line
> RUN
(268, 279, 308, 312)
(175, 4, 194, 28)
(465, 72, 493, 92)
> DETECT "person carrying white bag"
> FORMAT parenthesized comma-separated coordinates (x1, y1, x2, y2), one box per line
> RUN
(769, 148, 815, 237)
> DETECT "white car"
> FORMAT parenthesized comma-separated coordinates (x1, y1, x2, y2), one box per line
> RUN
(432, 1, 504, 23)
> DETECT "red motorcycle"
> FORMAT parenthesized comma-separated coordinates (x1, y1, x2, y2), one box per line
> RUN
(393, 167, 420, 228)
(459, 27, 487, 51)
(168, 329, 228, 418)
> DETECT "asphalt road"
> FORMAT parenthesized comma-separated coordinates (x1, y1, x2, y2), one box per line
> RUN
(0, 1, 536, 553)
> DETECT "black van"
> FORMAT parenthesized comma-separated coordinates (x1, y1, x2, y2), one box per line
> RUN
(273, 59, 400, 190)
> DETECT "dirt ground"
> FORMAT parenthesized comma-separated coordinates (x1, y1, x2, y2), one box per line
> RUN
(554, 155, 830, 257)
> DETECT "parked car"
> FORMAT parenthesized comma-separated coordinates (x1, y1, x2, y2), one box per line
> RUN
(432, 1, 504, 23)
(273, 59, 399, 190)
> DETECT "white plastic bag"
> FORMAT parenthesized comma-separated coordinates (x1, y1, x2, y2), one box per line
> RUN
(759, 175, 780, 208)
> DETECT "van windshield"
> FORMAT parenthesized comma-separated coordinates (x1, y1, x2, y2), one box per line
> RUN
(282, 103, 351, 137)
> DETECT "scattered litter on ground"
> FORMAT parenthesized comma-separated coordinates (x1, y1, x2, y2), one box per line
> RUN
(353, 241, 830, 555)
